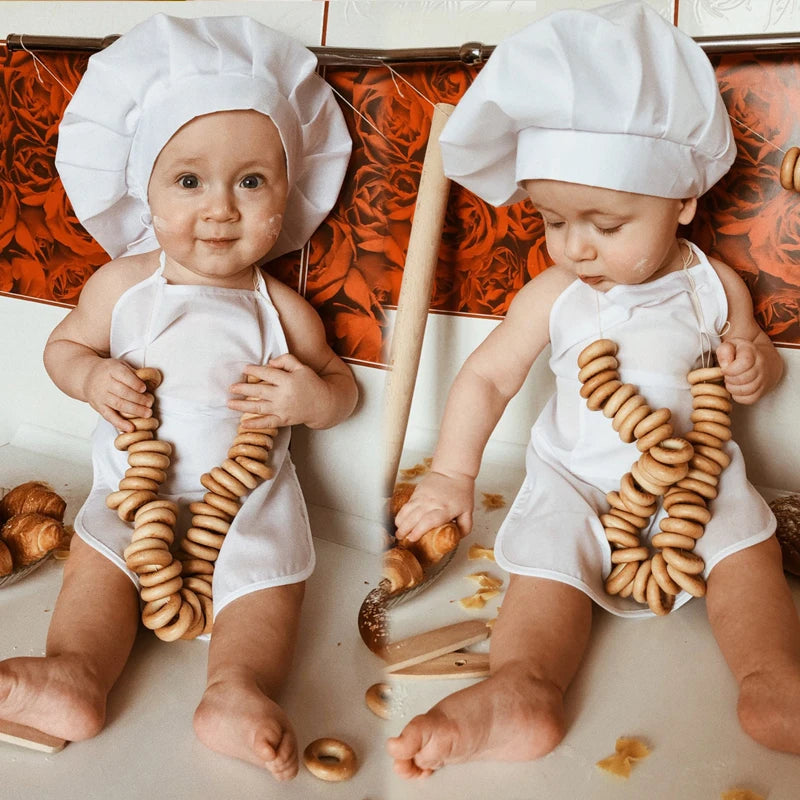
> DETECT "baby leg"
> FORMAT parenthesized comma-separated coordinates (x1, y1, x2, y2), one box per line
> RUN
(193, 582, 305, 781)
(706, 535, 800, 754)
(387, 574, 592, 778)
(0, 535, 139, 741)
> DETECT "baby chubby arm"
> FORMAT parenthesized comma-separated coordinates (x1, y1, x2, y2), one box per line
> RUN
(228, 274, 358, 430)
(395, 266, 571, 542)
(711, 259, 783, 405)
(43, 258, 155, 432)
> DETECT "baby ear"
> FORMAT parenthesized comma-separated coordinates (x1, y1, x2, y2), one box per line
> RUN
(677, 197, 698, 225)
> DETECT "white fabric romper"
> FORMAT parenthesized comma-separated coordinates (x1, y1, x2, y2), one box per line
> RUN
(74, 256, 315, 621)
(494, 243, 775, 618)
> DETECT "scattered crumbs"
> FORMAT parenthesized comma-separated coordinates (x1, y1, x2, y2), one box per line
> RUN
(399, 462, 430, 480)
(459, 589, 500, 610)
(721, 790, 765, 800)
(337, 642, 341, 647)
(481, 492, 506, 510)
(466, 571, 503, 591)
(596, 737, 651, 779)
(468, 543, 496, 561)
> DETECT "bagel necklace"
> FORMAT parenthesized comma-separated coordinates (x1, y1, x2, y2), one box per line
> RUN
(106, 368, 276, 641)
(577, 240, 733, 615)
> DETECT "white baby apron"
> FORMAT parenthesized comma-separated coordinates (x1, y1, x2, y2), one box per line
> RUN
(74, 255, 315, 624)
(494, 243, 775, 617)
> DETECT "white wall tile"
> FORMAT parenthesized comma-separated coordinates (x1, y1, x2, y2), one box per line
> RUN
(678, 0, 800, 36)
(326, 0, 674, 49)
(0, 1, 325, 44)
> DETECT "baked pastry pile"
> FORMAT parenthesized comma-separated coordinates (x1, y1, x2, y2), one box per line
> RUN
(0, 481, 68, 576)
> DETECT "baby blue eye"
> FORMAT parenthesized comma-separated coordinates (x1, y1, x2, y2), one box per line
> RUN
(178, 174, 199, 189)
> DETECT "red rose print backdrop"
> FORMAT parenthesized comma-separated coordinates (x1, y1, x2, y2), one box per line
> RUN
(1, 46, 799, 366)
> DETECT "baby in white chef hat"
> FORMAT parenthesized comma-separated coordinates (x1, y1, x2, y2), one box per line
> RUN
(391, 1, 797, 778)
(0, 15, 356, 780)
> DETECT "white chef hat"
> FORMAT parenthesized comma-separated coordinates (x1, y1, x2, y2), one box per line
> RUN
(55, 14, 352, 260)
(439, 1, 736, 206)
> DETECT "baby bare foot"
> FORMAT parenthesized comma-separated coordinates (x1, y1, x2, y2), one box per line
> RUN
(0, 654, 107, 742)
(387, 663, 566, 778)
(193, 678, 298, 781)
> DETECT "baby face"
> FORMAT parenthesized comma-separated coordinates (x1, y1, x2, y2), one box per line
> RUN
(523, 180, 698, 293)
(147, 110, 288, 287)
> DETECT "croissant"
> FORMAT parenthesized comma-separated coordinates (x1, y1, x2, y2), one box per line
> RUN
(382, 546, 424, 595)
(389, 482, 416, 517)
(399, 522, 460, 567)
(1, 513, 65, 566)
(0, 540, 12, 576)
(0, 481, 66, 523)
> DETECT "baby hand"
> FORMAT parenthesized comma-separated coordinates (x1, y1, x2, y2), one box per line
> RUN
(228, 355, 328, 428)
(716, 338, 768, 404)
(84, 358, 153, 432)
(394, 470, 475, 543)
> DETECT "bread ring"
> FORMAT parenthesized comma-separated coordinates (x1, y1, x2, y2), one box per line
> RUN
(123, 536, 169, 561)
(142, 593, 182, 630)
(602, 383, 638, 418)
(637, 452, 689, 485)
(183, 575, 213, 598)
(114, 430, 154, 450)
(180, 558, 215, 576)
(619, 473, 656, 508)
(649, 437, 693, 465)
(578, 355, 619, 384)
(117, 490, 158, 521)
(689, 453, 722, 477)
(234, 456, 274, 481)
(659, 516, 705, 539)
(618, 578, 635, 598)
(630, 461, 669, 496)
(605, 528, 641, 548)
(632, 407, 671, 440)
(651, 552, 681, 594)
(227, 443, 271, 462)
(125, 546, 173, 572)
(651, 531, 697, 550)
(610, 546, 649, 564)
(646, 573, 675, 616)
(577, 339, 618, 368)
(781, 146, 800, 190)
(131, 521, 175, 545)
(131, 417, 160, 432)
(365, 683, 394, 720)
(665, 564, 707, 597)
(617, 403, 651, 444)
(604, 561, 638, 595)
(139, 574, 184, 603)
(135, 367, 163, 389)
(137, 559, 183, 588)
(181, 537, 221, 561)
(119, 476, 160, 492)
(134, 505, 177, 528)
(126, 466, 168, 483)
(666, 503, 711, 525)
(210, 466, 250, 497)
(693, 420, 732, 441)
(684, 429, 725, 449)
(636, 423, 674, 453)
(178, 588, 206, 640)
(203, 491, 240, 517)
(579, 369, 620, 399)
(599, 513, 639, 534)
(690, 408, 731, 427)
(128, 451, 170, 470)
(220, 458, 259, 489)
(611, 394, 648, 432)
(610, 491, 657, 519)
(153, 597, 195, 642)
(303, 738, 358, 782)
(682, 468, 719, 487)
(188, 501, 231, 520)
(692, 393, 732, 413)
(185, 527, 226, 550)
(604, 506, 650, 529)
(663, 488, 707, 510)
(200, 472, 238, 500)
(191, 514, 231, 535)
(692, 444, 731, 470)
(661, 547, 705, 575)
(587, 379, 623, 411)
(632, 558, 652, 604)
(687, 366, 724, 385)
(232, 431, 274, 448)
(128, 439, 172, 455)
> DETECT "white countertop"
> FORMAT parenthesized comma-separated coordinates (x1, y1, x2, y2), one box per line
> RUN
(383, 457, 800, 800)
(0, 443, 387, 800)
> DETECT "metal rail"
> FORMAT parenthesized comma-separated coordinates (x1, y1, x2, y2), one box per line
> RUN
(4, 31, 800, 62)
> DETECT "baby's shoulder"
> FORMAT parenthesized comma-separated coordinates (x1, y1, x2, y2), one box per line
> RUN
(84, 251, 160, 303)
(509, 265, 573, 313)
